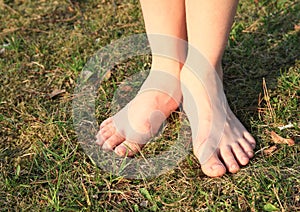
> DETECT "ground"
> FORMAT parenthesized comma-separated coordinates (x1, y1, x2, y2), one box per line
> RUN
(0, 0, 299, 211)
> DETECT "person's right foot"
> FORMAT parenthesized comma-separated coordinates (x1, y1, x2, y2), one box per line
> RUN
(96, 67, 182, 157)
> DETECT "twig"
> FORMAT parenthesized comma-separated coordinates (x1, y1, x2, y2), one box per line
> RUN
(37, 15, 79, 24)
(262, 78, 276, 122)
(0, 27, 50, 37)
(278, 122, 294, 131)
(81, 181, 91, 206)
(1, 3, 21, 15)
(273, 185, 285, 212)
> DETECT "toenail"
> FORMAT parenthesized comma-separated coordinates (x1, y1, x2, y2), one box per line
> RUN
(102, 143, 112, 151)
(211, 164, 223, 170)
(95, 137, 101, 144)
(231, 164, 238, 170)
(115, 145, 127, 156)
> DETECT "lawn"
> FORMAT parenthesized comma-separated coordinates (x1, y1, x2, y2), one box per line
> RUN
(0, 0, 299, 211)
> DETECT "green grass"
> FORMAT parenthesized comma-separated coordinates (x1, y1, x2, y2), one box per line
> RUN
(0, 0, 299, 211)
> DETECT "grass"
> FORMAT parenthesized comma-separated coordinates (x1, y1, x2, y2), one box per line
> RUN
(0, 0, 299, 211)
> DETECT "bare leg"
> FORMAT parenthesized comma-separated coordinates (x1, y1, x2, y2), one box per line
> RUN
(182, 0, 256, 177)
(96, 0, 187, 156)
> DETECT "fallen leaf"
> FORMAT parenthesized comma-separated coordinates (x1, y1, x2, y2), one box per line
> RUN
(270, 131, 295, 146)
(294, 24, 300, 31)
(264, 145, 277, 155)
(68, 6, 74, 12)
(101, 70, 111, 81)
(49, 89, 66, 98)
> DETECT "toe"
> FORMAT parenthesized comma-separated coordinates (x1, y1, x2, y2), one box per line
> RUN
(231, 141, 250, 166)
(200, 153, 226, 177)
(239, 138, 255, 158)
(101, 130, 113, 141)
(95, 131, 105, 146)
(243, 132, 256, 148)
(96, 128, 113, 146)
(100, 117, 113, 129)
(102, 134, 124, 151)
(114, 141, 142, 157)
(220, 146, 240, 173)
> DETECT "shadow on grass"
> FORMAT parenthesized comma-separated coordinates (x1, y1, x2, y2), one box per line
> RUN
(223, 1, 299, 130)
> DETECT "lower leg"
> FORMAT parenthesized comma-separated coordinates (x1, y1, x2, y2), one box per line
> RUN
(185, 0, 239, 80)
(182, 0, 256, 177)
(140, 0, 187, 76)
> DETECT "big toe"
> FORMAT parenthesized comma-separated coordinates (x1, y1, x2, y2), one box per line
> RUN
(200, 153, 226, 177)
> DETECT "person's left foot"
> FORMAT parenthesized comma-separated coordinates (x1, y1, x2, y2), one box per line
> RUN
(180, 65, 256, 177)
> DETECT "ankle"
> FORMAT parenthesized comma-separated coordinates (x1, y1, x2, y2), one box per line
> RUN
(151, 55, 183, 77)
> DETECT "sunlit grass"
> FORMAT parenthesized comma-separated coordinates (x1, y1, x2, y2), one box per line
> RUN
(0, 0, 299, 210)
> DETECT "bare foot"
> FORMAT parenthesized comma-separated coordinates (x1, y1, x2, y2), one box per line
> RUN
(181, 65, 256, 177)
(96, 69, 181, 157)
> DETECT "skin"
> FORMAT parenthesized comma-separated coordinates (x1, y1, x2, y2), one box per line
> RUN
(96, 0, 256, 177)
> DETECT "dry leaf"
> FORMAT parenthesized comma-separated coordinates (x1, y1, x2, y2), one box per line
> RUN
(294, 24, 300, 31)
(68, 6, 74, 12)
(49, 89, 66, 98)
(101, 70, 111, 81)
(270, 131, 295, 146)
(264, 145, 277, 155)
